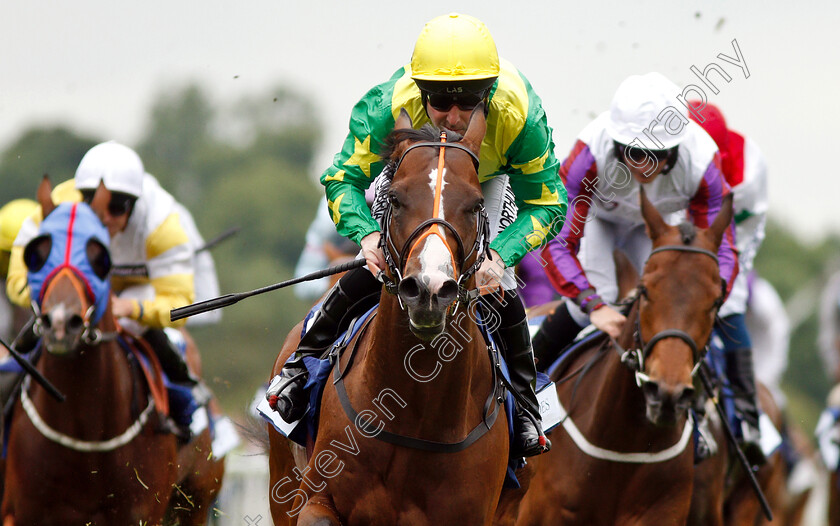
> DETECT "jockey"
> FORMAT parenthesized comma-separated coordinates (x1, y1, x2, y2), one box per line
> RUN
(1, 200, 39, 282)
(819, 271, 840, 382)
(6, 142, 208, 431)
(1, 199, 39, 344)
(268, 13, 568, 458)
(517, 253, 561, 308)
(688, 101, 769, 460)
(531, 72, 739, 437)
(745, 272, 789, 410)
(293, 194, 370, 301)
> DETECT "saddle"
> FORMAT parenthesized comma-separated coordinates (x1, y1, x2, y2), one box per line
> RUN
(260, 298, 561, 489)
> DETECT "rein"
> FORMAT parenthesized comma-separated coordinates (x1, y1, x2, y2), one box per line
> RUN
(552, 244, 722, 464)
(613, 244, 722, 386)
(379, 132, 490, 306)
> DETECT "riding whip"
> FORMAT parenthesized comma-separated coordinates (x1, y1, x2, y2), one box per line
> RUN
(170, 258, 367, 321)
(697, 361, 772, 521)
(195, 226, 240, 254)
(0, 335, 66, 402)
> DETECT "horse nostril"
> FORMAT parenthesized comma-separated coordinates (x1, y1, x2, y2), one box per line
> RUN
(67, 315, 84, 331)
(435, 279, 459, 305)
(642, 381, 660, 402)
(675, 385, 695, 409)
(398, 276, 424, 302)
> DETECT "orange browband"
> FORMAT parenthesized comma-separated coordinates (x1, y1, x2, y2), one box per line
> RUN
(405, 132, 458, 276)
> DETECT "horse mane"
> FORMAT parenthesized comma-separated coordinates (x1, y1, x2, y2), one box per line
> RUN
(677, 222, 696, 245)
(380, 124, 464, 163)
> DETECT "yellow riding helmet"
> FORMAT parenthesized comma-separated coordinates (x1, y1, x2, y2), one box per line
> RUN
(0, 198, 39, 253)
(410, 13, 499, 82)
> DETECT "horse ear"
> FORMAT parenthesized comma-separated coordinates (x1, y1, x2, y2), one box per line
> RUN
(89, 181, 111, 220)
(37, 175, 55, 218)
(461, 103, 486, 156)
(639, 186, 668, 241)
(613, 249, 639, 300)
(708, 192, 734, 248)
(394, 108, 413, 131)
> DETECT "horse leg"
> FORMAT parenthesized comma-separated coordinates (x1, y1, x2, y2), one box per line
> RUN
(269, 426, 305, 526)
(298, 494, 341, 526)
(2, 515, 12, 526)
(494, 460, 535, 525)
(167, 428, 225, 525)
(724, 468, 763, 526)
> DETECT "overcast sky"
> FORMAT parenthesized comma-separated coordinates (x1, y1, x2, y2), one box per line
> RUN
(2, 0, 838, 238)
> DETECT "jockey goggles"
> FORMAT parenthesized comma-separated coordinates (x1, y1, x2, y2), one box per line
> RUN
(614, 141, 679, 174)
(416, 78, 495, 112)
(81, 189, 137, 217)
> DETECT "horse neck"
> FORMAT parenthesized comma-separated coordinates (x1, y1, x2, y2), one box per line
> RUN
(595, 300, 646, 411)
(584, 300, 682, 448)
(362, 293, 490, 435)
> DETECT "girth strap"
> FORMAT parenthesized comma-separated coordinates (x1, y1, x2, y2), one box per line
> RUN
(332, 313, 504, 453)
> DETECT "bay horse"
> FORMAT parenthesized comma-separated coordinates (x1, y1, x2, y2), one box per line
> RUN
(688, 375, 795, 525)
(1, 179, 223, 525)
(511, 188, 733, 525)
(267, 106, 510, 525)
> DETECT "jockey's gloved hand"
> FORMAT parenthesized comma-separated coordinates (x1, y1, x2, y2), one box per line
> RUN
(360, 232, 385, 276)
(590, 305, 626, 339)
(476, 249, 504, 295)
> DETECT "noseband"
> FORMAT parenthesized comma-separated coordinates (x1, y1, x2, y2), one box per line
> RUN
(379, 131, 489, 305)
(615, 245, 725, 386)
(33, 272, 118, 347)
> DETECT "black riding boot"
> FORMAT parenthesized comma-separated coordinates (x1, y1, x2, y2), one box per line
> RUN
(269, 267, 379, 423)
(487, 291, 551, 458)
(143, 328, 197, 385)
(725, 346, 765, 466)
(142, 328, 208, 439)
(532, 301, 584, 373)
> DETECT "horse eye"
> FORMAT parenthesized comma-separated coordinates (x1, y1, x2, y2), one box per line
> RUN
(86, 238, 111, 280)
(23, 235, 52, 272)
(471, 202, 484, 214)
(388, 193, 401, 209)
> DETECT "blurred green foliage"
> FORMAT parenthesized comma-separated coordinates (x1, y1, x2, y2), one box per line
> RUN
(0, 82, 324, 415)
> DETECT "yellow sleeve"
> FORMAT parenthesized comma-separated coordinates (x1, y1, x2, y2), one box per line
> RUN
(6, 245, 31, 306)
(136, 212, 195, 328)
(137, 274, 194, 328)
(5, 179, 80, 306)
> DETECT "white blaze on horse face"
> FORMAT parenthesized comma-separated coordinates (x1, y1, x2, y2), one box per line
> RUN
(47, 303, 69, 340)
(417, 167, 455, 293)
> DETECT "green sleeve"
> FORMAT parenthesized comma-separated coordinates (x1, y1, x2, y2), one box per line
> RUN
(320, 70, 403, 245)
(489, 78, 568, 267)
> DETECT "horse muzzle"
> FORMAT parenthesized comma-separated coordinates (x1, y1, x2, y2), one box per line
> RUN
(398, 274, 459, 341)
(36, 307, 85, 356)
(641, 379, 695, 427)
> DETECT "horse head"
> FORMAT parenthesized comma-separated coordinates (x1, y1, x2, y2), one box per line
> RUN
(24, 177, 113, 355)
(379, 106, 488, 340)
(634, 187, 733, 425)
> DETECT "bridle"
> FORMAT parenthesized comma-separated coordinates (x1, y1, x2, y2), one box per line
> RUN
(614, 245, 726, 387)
(33, 268, 118, 349)
(378, 131, 490, 306)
